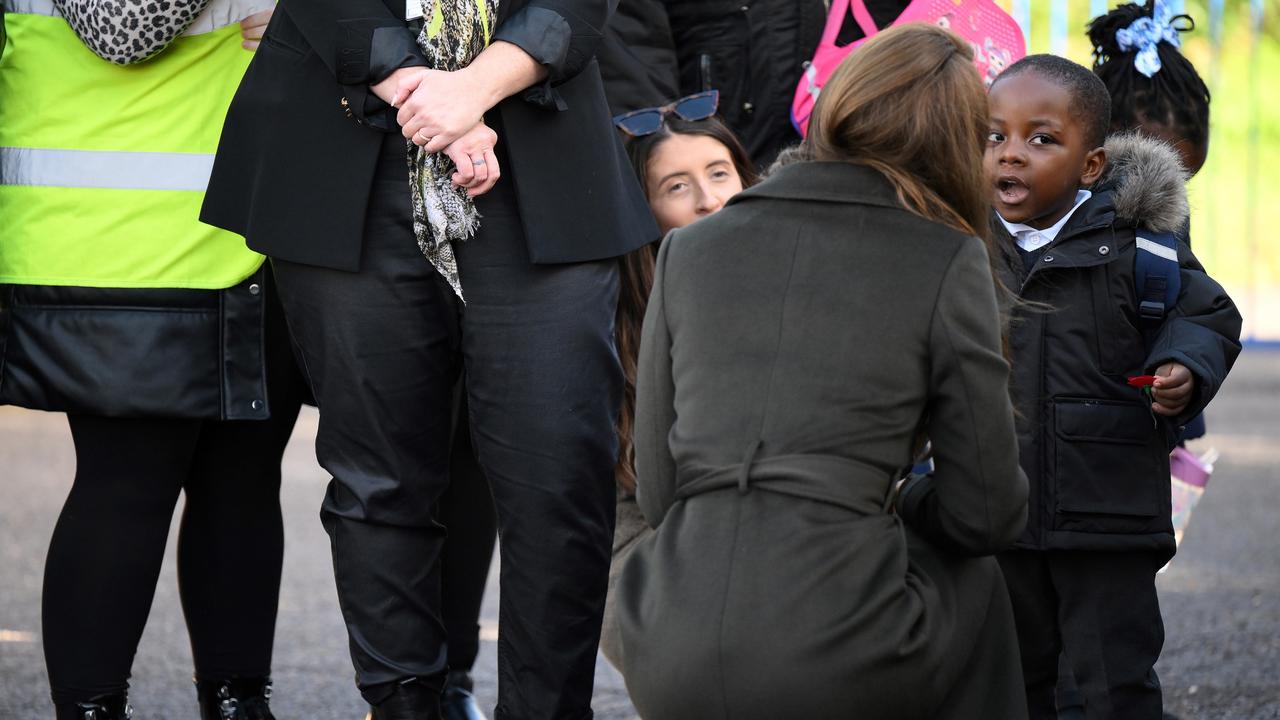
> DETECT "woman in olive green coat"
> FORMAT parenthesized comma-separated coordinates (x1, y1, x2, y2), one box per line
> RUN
(612, 25, 1030, 720)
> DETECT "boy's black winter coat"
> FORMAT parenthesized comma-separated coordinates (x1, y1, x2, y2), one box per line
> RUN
(995, 133, 1242, 558)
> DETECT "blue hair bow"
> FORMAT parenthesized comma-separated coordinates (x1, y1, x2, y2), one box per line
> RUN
(1115, 0, 1185, 77)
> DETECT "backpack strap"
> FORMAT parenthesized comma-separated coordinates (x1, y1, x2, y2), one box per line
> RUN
(847, 0, 881, 42)
(1134, 228, 1181, 331)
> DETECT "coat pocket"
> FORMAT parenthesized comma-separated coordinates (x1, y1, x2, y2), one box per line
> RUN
(1051, 397, 1167, 530)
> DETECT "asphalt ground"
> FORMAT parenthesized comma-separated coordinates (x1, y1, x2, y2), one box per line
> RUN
(1, 349, 1277, 719)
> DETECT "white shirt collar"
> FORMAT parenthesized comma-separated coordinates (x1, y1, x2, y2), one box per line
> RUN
(998, 190, 1093, 252)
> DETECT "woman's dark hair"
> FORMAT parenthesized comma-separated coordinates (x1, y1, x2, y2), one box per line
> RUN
(613, 115, 757, 494)
(1088, 2, 1210, 151)
(613, 244, 657, 495)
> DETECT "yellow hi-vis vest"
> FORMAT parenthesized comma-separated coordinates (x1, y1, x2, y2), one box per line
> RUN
(0, 0, 271, 289)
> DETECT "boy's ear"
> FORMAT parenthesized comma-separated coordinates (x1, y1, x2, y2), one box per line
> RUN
(1080, 146, 1107, 186)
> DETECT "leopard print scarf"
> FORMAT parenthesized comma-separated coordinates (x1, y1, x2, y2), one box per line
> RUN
(409, 0, 499, 301)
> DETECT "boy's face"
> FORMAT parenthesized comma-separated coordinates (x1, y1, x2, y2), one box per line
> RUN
(985, 72, 1107, 230)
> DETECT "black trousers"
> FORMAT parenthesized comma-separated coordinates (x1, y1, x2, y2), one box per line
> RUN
(440, 396, 497, 676)
(272, 132, 621, 718)
(998, 549, 1166, 720)
(42, 287, 305, 704)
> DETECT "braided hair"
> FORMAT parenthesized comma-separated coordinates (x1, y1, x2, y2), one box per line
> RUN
(1088, 2, 1210, 156)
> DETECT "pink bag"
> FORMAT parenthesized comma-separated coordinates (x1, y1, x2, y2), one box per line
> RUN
(1169, 445, 1216, 547)
(791, 0, 1027, 137)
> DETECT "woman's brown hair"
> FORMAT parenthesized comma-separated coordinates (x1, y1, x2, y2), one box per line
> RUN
(806, 23, 991, 241)
(614, 116, 758, 494)
(807, 24, 1015, 437)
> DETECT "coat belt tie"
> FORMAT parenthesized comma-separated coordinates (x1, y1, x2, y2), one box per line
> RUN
(675, 453, 891, 515)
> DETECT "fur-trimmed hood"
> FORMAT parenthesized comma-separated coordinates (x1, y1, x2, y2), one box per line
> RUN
(1094, 130, 1189, 233)
(766, 143, 813, 175)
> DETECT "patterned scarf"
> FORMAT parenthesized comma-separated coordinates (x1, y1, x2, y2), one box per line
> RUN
(409, 0, 499, 301)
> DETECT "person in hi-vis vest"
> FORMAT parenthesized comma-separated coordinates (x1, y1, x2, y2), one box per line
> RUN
(0, 2, 308, 718)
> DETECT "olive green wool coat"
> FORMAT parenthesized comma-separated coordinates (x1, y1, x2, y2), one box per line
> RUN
(612, 161, 1030, 720)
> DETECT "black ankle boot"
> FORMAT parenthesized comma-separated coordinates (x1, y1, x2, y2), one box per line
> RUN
(194, 676, 276, 720)
(54, 692, 132, 720)
(365, 678, 442, 720)
(441, 671, 486, 720)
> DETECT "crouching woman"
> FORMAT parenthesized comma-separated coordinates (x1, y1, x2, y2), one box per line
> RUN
(612, 24, 1030, 720)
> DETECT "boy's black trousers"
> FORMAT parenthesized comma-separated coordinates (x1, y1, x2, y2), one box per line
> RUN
(998, 549, 1166, 720)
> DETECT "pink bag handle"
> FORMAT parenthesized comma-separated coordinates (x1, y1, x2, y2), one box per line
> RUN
(819, 0, 881, 49)
(848, 0, 881, 43)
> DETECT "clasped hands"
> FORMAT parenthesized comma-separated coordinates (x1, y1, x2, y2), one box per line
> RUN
(374, 66, 501, 198)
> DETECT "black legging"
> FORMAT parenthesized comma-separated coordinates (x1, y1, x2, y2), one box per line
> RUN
(42, 292, 306, 704)
(440, 398, 498, 676)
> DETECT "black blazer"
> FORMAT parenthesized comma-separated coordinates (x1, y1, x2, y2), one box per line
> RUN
(201, 0, 657, 270)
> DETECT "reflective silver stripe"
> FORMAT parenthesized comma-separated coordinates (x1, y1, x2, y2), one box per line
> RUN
(0, 147, 213, 191)
(3, 0, 57, 15)
(183, 0, 275, 37)
(1136, 236, 1179, 263)
(1, 0, 272, 35)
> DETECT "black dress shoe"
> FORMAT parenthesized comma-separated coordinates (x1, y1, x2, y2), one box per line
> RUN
(194, 676, 276, 720)
(54, 692, 132, 720)
(366, 678, 442, 720)
(442, 672, 487, 720)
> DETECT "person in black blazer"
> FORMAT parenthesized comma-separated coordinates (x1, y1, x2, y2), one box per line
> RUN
(201, 1, 657, 718)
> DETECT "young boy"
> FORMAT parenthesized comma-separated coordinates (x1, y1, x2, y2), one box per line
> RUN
(985, 55, 1242, 720)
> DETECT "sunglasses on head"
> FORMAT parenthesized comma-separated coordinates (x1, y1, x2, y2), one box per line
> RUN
(613, 91, 720, 137)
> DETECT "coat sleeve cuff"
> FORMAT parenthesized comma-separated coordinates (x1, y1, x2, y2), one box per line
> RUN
(492, 6, 575, 110)
(519, 78, 570, 111)
(895, 472, 934, 525)
(339, 83, 400, 132)
(493, 6, 571, 75)
(1146, 349, 1214, 428)
(369, 26, 429, 84)
(335, 17, 423, 86)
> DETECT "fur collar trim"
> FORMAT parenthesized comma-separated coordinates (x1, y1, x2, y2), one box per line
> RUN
(766, 143, 813, 175)
(1096, 131, 1190, 233)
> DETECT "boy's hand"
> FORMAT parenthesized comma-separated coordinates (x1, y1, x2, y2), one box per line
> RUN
(1151, 362, 1195, 417)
